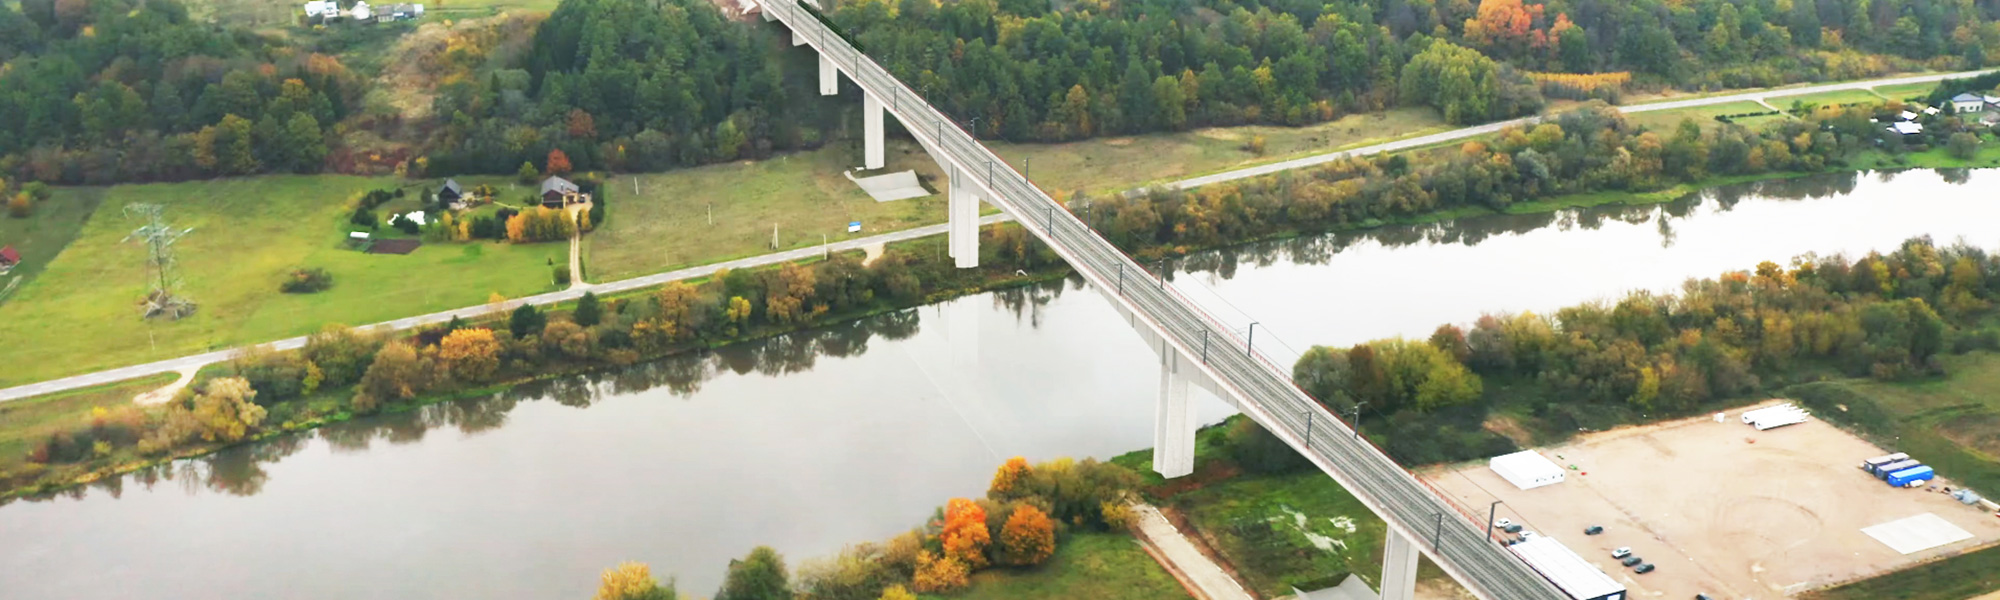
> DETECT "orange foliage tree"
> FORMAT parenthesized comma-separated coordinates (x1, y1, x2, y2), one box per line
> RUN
(997, 504, 1056, 566)
(940, 498, 991, 569)
(438, 327, 502, 382)
(1463, 0, 1548, 56)
(546, 148, 573, 176)
(988, 456, 1030, 498)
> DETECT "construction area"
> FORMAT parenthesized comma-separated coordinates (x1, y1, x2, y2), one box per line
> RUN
(1422, 401, 2000, 599)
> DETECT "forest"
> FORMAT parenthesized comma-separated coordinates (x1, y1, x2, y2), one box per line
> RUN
(4, 0, 1999, 183)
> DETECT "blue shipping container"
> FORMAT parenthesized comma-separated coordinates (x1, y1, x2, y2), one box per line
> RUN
(1875, 459, 1923, 478)
(1887, 466, 1935, 487)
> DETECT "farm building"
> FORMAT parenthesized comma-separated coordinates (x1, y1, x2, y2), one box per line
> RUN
(1489, 450, 1566, 491)
(540, 176, 585, 208)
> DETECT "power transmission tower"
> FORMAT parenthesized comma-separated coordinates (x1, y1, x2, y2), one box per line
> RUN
(123, 203, 198, 320)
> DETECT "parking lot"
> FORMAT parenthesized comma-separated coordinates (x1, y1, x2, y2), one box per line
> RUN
(1422, 403, 2000, 599)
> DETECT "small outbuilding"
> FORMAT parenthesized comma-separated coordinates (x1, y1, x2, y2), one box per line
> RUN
(1489, 450, 1566, 491)
(540, 176, 584, 208)
(1888, 121, 1924, 135)
(1511, 537, 1627, 600)
(1955, 93, 1989, 113)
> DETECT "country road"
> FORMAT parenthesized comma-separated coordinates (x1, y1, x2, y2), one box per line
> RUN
(1166, 68, 1992, 191)
(0, 68, 1988, 404)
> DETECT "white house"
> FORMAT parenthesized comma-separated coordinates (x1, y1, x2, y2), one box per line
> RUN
(1899, 110, 1919, 121)
(1952, 93, 1986, 113)
(350, 1, 372, 20)
(1889, 121, 1924, 135)
(303, 0, 334, 17)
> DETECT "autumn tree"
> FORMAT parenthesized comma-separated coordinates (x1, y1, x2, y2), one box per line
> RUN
(353, 341, 429, 412)
(988, 456, 1031, 499)
(765, 262, 817, 324)
(186, 377, 267, 443)
(546, 148, 573, 175)
(877, 585, 916, 600)
(594, 562, 678, 600)
(996, 504, 1056, 566)
(910, 551, 968, 593)
(7, 192, 29, 218)
(438, 327, 502, 382)
(717, 546, 790, 600)
(941, 497, 992, 569)
(304, 324, 382, 387)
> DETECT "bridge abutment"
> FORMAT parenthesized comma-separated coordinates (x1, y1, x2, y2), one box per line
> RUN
(1153, 341, 1196, 479)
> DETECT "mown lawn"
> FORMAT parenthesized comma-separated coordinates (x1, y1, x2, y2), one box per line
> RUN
(585, 140, 948, 281)
(0, 175, 565, 386)
(1874, 82, 1943, 102)
(989, 107, 1449, 196)
(0, 373, 177, 472)
(0, 186, 104, 305)
(1626, 101, 1774, 132)
(1776, 88, 1887, 109)
(918, 532, 1189, 600)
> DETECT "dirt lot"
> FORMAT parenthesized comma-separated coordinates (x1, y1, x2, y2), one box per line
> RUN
(1422, 402, 2000, 599)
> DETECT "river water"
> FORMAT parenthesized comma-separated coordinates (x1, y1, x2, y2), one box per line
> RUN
(4, 169, 1999, 599)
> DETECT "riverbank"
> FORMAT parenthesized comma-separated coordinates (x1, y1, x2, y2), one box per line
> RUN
(6, 152, 1997, 503)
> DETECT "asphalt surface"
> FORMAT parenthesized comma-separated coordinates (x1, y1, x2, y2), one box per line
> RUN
(1167, 69, 1992, 191)
(769, 4, 1572, 598)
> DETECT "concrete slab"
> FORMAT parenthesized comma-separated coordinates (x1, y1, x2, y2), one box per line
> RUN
(1861, 513, 1975, 554)
(844, 169, 930, 202)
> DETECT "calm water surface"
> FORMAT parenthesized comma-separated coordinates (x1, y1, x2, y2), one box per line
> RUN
(4, 169, 1998, 599)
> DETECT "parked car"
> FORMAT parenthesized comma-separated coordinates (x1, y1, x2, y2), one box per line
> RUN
(1520, 531, 1539, 540)
(1620, 556, 1643, 567)
(1584, 525, 1604, 535)
(1611, 547, 1632, 559)
(1494, 518, 1514, 529)
(1503, 524, 1524, 533)
(1634, 563, 1656, 574)
(1696, 594, 1715, 600)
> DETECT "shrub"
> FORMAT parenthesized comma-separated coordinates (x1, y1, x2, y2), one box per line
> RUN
(555, 265, 573, 286)
(349, 206, 378, 229)
(1222, 417, 1312, 474)
(6, 192, 29, 218)
(390, 213, 422, 235)
(1948, 131, 1982, 159)
(280, 267, 335, 294)
(996, 504, 1056, 566)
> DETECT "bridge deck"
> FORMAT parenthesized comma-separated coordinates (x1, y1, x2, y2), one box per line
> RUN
(760, 4, 1573, 599)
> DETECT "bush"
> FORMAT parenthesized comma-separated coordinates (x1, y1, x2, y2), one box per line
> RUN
(1948, 131, 1982, 159)
(1222, 417, 1312, 474)
(6, 192, 29, 218)
(280, 267, 335, 294)
(390, 213, 422, 235)
(554, 265, 573, 286)
(349, 206, 378, 229)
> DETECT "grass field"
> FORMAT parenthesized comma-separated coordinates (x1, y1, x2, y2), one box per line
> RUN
(1875, 82, 1944, 102)
(1777, 88, 1888, 109)
(0, 187, 105, 305)
(1802, 544, 2000, 600)
(585, 140, 948, 281)
(988, 108, 1449, 195)
(917, 532, 1189, 600)
(0, 176, 566, 387)
(1627, 101, 1774, 132)
(1171, 470, 1387, 597)
(0, 373, 177, 472)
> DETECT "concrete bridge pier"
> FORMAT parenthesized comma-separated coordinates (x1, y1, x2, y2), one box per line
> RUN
(946, 165, 980, 268)
(819, 53, 839, 95)
(1153, 340, 1197, 478)
(863, 94, 885, 169)
(1380, 528, 1421, 600)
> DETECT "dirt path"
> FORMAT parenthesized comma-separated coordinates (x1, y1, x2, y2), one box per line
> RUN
(567, 204, 589, 290)
(132, 365, 201, 406)
(1132, 503, 1255, 600)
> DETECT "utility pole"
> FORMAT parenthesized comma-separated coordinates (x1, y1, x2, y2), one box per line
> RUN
(1349, 401, 1368, 440)
(1486, 500, 1504, 545)
(1433, 512, 1446, 554)
(772, 224, 779, 250)
(1247, 322, 1258, 354)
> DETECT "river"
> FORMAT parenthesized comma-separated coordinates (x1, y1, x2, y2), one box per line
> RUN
(4, 169, 1998, 599)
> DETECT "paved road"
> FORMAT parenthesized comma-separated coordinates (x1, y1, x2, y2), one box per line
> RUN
(770, 2, 1570, 597)
(1167, 68, 1991, 191)
(0, 213, 1011, 403)
(1131, 504, 1254, 600)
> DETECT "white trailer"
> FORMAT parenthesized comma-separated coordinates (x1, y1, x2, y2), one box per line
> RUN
(1489, 450, 1566, 490)
(1741, 403, 1810, 430)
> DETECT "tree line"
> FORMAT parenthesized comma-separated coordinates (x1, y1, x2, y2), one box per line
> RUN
(1289, 236, 2000, 465)
(1077, 101, 1993, 258)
